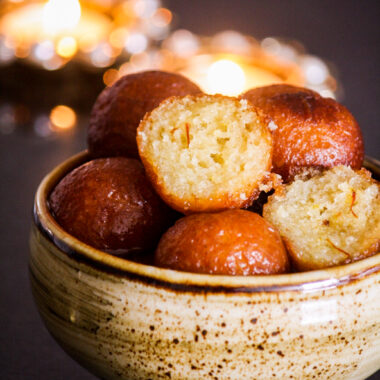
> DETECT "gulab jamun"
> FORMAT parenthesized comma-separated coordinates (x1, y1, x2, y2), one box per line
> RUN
(155, 210, 289, 275)
(241, 84, 364, 182)
(263, 165, 380, 271)
(88, 70, 202, 159)
(49, 157, 175, 254)
(137, 94, 274, 214)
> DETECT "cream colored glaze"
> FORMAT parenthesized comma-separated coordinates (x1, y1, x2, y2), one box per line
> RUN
(29, 152, 380, 380)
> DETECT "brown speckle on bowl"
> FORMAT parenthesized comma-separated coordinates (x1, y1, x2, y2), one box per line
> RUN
(29, 152, 380, 379)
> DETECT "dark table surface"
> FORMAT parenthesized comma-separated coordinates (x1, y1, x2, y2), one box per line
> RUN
(0, 1, 379, 379)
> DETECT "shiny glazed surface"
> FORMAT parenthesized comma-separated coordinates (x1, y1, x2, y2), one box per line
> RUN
(49, 157, 174, 253)
(242, 85, 364, 182)
(155, 210, 289, 275)
(29, 152, 380, 380)
(88, 71, 202, 159)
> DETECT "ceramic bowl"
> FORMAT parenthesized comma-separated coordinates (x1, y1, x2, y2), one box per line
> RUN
(29, 152, 380, 380)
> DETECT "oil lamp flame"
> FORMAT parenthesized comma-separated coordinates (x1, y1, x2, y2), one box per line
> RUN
(43, 0, 81, 35)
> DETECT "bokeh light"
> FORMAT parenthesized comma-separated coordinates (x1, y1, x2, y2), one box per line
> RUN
(43, 0, 81, 35)
(50, 105, 77, 130)
(56, 36, 78, 58)
(103, 68, 119, 87)
(206, 59, 246, 96)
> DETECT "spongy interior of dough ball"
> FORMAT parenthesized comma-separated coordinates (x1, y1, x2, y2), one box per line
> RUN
(137, 95, 272, 209)
(264, 165, 380, 270)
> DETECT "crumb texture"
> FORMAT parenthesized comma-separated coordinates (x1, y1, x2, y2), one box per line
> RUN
(263, 165, 380, 270)
(137, 94, 272, 213)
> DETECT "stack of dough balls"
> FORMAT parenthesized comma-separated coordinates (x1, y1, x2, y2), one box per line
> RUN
(136, 93, 290, 275)
(50, 70, 200, 256)
(49, 71, 379, 275)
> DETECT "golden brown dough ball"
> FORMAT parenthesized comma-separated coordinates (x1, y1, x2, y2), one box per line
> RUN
(155, 210, 289, 275)
(263, 165, 380, 271)
(49, 157, 175, 254)
(241, 84, 364, 182)
(137, 94, 274, 214)
(88, 70, 202, 159)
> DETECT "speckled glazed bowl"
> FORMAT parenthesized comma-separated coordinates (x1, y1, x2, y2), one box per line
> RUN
(29, 152, 380, 380)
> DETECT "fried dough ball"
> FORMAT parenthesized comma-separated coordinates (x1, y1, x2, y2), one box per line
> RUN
(242, 84, 316, 100)
(49, 157, 174, 254)
(155, 210, 289, 275)
(88, 71, 202, 159)
(263, 165, 380, 271)
(241, 84, 364, 182)
(137, 94, 274, 214)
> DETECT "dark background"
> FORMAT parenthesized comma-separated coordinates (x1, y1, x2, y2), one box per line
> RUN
(0, 0, 379, 379)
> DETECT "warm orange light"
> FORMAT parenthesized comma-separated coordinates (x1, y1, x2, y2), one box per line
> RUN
(43, 0, 81, 35)
(78, 33, 98, 53)
(206, 59, 246, 96)
(130, 52, 149, 67)
(109, 28, 128, 49)
(152, 8, 172, 27)
(14, 45, 30, 58)
(56, 36, 78, 58)
(103, 68, 119, 87)
(50, 105, 76, 130)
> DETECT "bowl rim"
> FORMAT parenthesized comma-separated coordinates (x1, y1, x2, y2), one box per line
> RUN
(33, 151, 380, 292)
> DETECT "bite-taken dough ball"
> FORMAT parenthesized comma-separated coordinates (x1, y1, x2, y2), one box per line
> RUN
(88, 70, 202, 159)
(49, 157, 174, 254)
(155, 210, 289, 275)
(241, 84, 364, 182)
(263, 165, 380, 271)
(137, 94, 274, 214)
